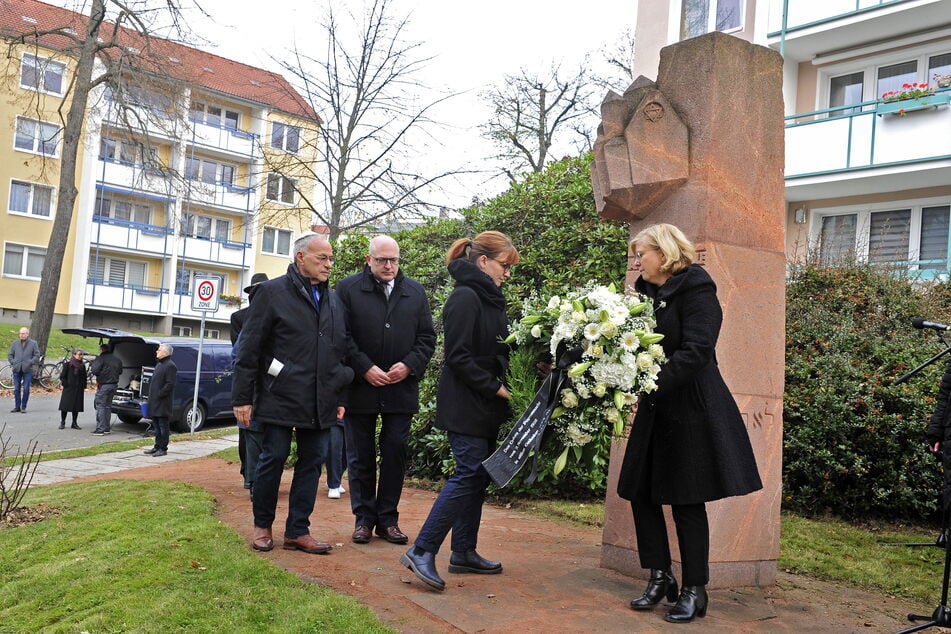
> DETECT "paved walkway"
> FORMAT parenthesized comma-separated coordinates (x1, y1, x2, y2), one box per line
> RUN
(22, 435, 940, 633)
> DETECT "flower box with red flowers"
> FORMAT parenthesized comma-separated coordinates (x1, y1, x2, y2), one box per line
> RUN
(877, 83, 950, 116)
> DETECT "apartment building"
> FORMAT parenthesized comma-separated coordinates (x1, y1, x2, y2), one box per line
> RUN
(0, 0, 320, 337)
(633, 0, 951, 276)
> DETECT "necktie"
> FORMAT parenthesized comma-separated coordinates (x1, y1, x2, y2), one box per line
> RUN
(312, 285, 321, 313)
(384, 282, 392, 299)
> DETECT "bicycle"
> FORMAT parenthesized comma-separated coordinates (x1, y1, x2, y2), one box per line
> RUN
(0, 356, 45, 389)
(40, 346, 97, 390)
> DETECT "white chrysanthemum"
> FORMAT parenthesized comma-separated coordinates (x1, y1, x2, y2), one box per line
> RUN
(583, 323, 601, 341)
(547, 295, 561, 310)
(565, 423, 593, 446)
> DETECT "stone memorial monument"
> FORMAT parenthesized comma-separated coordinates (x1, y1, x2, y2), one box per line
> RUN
(591, 31, 785, 588)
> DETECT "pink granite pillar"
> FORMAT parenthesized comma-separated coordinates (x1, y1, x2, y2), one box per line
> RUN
(593, 32, 785, 588)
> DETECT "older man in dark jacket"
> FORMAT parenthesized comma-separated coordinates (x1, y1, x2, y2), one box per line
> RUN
(336, 235, 436, 545)
(143, 343, 177, 457)
(232, 233, 353, 555)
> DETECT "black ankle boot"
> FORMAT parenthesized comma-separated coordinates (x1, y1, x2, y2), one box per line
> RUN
(629, 569, 678, 610)
(664, 585, 708, 623)
(448, 550, 502, 574)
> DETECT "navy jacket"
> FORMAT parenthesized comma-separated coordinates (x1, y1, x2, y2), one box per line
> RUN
(148, 355, 178, 418)
(336, 265, 436, 414)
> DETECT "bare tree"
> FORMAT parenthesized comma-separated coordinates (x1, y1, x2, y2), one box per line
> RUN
(480, 64, 597, 182)
(266, 0, 463, 241)
(3, 0, 199, 355)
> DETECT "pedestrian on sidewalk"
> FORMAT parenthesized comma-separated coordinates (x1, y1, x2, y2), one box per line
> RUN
(232, 232, 353, 556)
(401, 231, 518, 592)
(336, 235, 436, 542)
(57, 348, 86, 429)
(89, 343, 122, 435)
(143, 343, 177, 457)
(8, 326, 40, 413)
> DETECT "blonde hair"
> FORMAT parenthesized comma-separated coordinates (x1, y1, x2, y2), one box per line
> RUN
(445, 230, 520, 266)
(631, 223, 695, 275)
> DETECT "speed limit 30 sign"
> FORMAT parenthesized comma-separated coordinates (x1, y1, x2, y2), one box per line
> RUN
(191, 276, 222, 312)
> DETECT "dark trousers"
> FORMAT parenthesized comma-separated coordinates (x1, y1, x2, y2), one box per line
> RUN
(345, 412, 412, 528)
(325, 421, 346, 489)
(12, 370, 32, 410)
(630, 497, 710, 587)
(152, 416, 170, 451)
(94, 383, 118, 432)
(415, 432, 494, 555)
(253, 424, 329, 539)
(238, 427, 264, 489)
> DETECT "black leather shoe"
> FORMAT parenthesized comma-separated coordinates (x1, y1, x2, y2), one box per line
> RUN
(448, 550, 502, 574)
(143, 447, 158, 455)
(664, 585, 708, 623)
(151, 449, 168, 457)
(401, 547, 445, 591)
(71, 424, 81, 430)
(58, 424, 65, 430)
(630, 569, 678, 610)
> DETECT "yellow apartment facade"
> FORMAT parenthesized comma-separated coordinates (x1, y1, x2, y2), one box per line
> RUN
(0, 0, 320, 338)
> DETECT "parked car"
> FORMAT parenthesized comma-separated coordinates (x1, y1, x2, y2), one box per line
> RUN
(62, 327, 234, 432)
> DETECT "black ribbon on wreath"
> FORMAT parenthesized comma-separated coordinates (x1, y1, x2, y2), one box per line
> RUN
(482, 346, 583, 488)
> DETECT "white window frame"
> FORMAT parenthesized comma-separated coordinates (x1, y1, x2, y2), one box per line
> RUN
(271, 121, 301, 153)
(261, 226, 292, 256)
(679, 0, 744, 40)
(185, 156, 236, 186)
(189, 100, 240, 130)
(176, 267, 228, 295)
(14, 116, 60, 157)
(266, 173, 296, 205)
(88, 255, 147, 288)
(3, 242, 46, 279)
(810, 197, 951, 273)
(183, 213, 231, 242)
(94, 192, 152, 225)
(19, 53, 66, 95)
(8, 179, 54, 219)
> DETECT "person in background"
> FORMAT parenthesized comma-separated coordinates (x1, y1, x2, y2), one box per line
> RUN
(89, 343, 123, 436)
(230, 272, 268, 495)
(401, 231, 518, 591)
(619, 223, 762, 623)
(336, 235, 436, 542)
(8, 327, 40, 413)
(143, 343, 177, 457)
(232, 232, 353, 555)
(57, 348, 87, 430)
(325, 418, 346, 499)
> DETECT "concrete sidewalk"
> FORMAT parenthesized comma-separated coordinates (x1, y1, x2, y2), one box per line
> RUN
(26, 434, 239, 486)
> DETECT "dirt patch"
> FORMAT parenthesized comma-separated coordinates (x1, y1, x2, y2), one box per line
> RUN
(1, 502, 61, 528)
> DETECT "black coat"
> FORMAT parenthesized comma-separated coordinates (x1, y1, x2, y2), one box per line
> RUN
(148, 355, 177, 418)
(58, 360, 86, 413)
(230, 307, 249, 345)
(617, 264, 762, 505)
(232, 263, 353, 430)
(435, 259, 511, 439)
(336, 266, 436, 414)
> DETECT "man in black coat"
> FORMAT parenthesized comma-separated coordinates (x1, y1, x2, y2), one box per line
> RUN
(232, 233, 353, 555)
(144, 343, 177, 457)
(89, 343, 123, 436)
(336, 235, 436, 545)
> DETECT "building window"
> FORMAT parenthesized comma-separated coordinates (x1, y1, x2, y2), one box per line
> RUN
(681, 0, 742, 39)
(920, 206, 950, 271)
(3, 243, 46, 279)
(9, 180, 54, 218)
(930, 53, 951, 85)
(20, 54, 65, 95)
(262, 227, 292, 256)
(185, 156, 236, 185)
(271, 122, 301, 153)
(94, 192, 151, 225)
(189, 100, 240, 130)
(99, 137, 158, 166)
(175, 268, 227, 295)
(88, 255, 147, 288)
(266, 173, 295, 204)
(868, 210, 911, 264)
(877, 61, 918, 99)
(14, 116, 60, 156)
(829, 72, 864, 114)
(183, 213, 231, 242)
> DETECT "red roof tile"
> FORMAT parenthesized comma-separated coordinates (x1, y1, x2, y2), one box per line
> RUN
(0, 0, 318, 121)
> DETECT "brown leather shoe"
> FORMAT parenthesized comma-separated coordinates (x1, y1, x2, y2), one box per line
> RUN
(376, 525, 409, 544)
(283, 534, 332, 554)
(352, 525, 372, 544)
(251, 527, 273, 552)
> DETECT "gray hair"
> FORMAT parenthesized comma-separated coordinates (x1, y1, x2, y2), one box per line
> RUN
(158, 343, 174, 356)
(293, 232, 329, 259)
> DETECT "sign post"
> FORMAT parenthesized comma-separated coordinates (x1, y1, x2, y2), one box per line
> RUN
(188, 276, 221, 434)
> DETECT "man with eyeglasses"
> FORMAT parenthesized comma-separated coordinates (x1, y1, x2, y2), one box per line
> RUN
(336, 235, 436, 545)
(232, 232, 354, 555)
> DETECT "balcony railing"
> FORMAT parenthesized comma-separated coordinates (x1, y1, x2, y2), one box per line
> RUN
(98, 159, 174, 197)
(768, 0, 910, 35)
(183, 179, 254, 212)
(85, 281, 168, 314)
(187, 119, 258, 157)
(102, 102, 180, 140)
(784, 88, 951, 178)
(92, 215, 173, 252)
(179, 235, 252, 267)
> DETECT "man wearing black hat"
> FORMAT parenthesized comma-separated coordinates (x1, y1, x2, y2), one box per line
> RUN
(230, 272, 268, 494)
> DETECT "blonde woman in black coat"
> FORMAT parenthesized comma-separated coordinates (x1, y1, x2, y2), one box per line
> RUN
(401, 230, 519, 591)
(57, 349, 86, 429)
(619, 223, 762, 623)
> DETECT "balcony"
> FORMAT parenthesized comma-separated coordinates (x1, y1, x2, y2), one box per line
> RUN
(101, 101, 180, 141)
(784, 90, 951, 200)
(187, 119, 257, 157)
(171, 292, 240, 322)
(183, 180, 254, 213)
(179, 235, 251, 267)
(766, 0, 950, 62)
(85, 281, 167, 314)
(97, 160, 173, 197)
(92, 216, 173, 253)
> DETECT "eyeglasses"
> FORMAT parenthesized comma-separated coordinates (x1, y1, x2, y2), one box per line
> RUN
(494, 259, 513, 272)
(371, 256, 400, 266)
(632, 250, 653, 262)
(312, 255, 334, 264)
